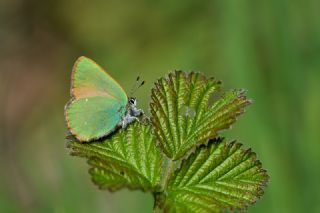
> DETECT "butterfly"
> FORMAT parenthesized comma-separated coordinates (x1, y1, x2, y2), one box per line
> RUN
(64, 56, 143, 142)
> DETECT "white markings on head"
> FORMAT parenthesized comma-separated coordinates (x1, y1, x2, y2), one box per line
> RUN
(128, 97, 136, 106)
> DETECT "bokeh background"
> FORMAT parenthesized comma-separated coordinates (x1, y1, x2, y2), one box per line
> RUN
(1, 0, 320, 212)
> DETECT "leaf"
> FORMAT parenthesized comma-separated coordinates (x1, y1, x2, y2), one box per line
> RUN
(150, 71, 251, 160)
(157, 138, 269, 213)
(65, 70, 269, 213)
(67, 122, 162, 191)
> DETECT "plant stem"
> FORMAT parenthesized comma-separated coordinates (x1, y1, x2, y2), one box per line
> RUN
(153, 157, 175, 212)
(160, 157, 175, 191)
(153, 157, 175, 210)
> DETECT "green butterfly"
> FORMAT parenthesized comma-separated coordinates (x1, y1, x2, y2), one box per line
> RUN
(65, 56, 143, 142)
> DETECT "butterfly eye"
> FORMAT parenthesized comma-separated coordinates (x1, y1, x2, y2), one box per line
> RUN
(129, 98, 136, 105)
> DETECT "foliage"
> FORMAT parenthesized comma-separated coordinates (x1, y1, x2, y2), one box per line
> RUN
(67, 71, 268, 212)
(68, 123, 162, 191)
(150, 71, 250, 160)
(157, 138, 268, 212)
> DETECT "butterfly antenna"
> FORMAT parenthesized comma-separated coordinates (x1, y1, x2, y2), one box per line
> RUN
(130, 77, 145, 96)
(130, 76, 140, 96)
(135, 80, 145, 91)
(139, 80, 145, 87)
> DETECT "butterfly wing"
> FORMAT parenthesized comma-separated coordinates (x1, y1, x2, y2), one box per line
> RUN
(71, 56, 127, 103)
(65, 56, 128, 141)
(66, 96, 125, 141)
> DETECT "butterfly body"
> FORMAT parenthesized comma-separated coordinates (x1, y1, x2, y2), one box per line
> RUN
(65, 56, 143, 142)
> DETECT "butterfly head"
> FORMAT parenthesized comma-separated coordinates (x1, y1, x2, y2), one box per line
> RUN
(128, 97, 137, 106)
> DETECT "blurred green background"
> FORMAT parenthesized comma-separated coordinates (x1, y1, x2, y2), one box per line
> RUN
(1, 0, 319, 212)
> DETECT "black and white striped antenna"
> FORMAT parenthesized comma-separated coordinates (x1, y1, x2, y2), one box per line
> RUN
(130, 76, 145, 96)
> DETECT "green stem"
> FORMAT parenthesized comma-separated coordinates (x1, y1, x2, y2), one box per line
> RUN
(160, 157, 175, 191)
(154, 156, 175, 211)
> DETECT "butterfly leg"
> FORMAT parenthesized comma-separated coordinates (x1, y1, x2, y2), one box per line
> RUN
(130, 107, 144, 117)
(121, 114, 139, 128)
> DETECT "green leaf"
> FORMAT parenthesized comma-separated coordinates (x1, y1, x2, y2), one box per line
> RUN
(66, 70, 269, 213)
(157, 138, 268, 213)
(67, 122, 162, 191)
(150, 71, 251, 160)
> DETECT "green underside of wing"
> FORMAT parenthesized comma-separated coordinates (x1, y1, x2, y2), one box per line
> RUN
(66, 96, 125, 141)
(73, 56, 127, 105)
